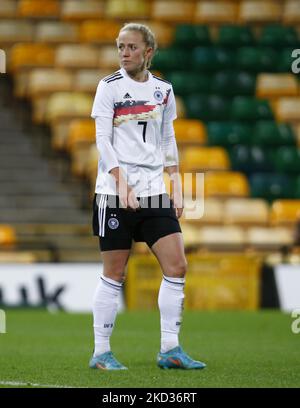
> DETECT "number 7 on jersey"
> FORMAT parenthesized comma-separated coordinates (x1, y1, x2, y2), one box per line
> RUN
(138, 121, 148, 143)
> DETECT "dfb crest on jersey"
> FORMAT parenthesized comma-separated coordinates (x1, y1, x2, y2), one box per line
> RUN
(108, 217, 119, 230)
(154, 90, 163, 102)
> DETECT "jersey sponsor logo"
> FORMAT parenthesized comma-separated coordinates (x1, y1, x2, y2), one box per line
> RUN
(154, 90, 163, 102)
(123, 92, 132, 99)
(108, 217, 119, 230)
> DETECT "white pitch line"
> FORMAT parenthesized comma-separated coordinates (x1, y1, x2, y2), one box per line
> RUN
(0, 381, 86, 388)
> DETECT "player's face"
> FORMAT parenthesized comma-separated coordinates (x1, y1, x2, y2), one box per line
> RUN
(117, 30, 152, 74)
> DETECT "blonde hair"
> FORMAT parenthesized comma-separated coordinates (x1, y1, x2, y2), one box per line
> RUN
(118, 23, 157, 69)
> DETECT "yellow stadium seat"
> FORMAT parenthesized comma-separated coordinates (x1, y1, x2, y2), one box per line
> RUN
(0, 225, 16, 246)
(61, 0, 104, 21)
(0, 21, 34, 44)
(239, 0, 282, 23)
(283, 0, 300, 24)
(175, 96, 186, 119)
(152, 0, 195, 22)
(199, 226, 246, 248)
(180, 223, 200, 247)
(10, 44, 55, 71)
(224, 198, 269, 225)
(294, 124, 300, 147)
(270, 200, 300, 226)
(274, 97, 300, 123)
(46, 92, 94, 124)
(35, 22, 79, 43)
(174, 119, 207, 145)
(142, 21, 174, 48)
(55, 44, 100, 68)
(182, 146, 230, 172)
(17, 0, 60, 18)
(204, 171, 249, 198)
(105, 0, 150, 19)
(98, 46, 120, 69)
(195, 1, 238, 24)
(79, 20, 121, 44)
(0, 1, 18, 18)
(256, 74, 299, 99)
(246, 227, 294, 249)
(73, 69, 111, 93)
(183, 197, 223, 225)
(28, 69, 73, 96)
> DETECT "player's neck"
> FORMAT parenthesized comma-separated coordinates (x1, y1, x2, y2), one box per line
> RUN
(125, 69, 148, 83)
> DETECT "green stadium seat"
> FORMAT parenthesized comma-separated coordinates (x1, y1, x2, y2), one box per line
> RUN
(152, 48, 190, 71)
(192, 47, 234, 71)
(167, 72, 211, 95)
(217, 25, 255, 47)
(249, 173, 295, 201)
(231, 97, 273, 121)
(174, 24, 211, 47)
(184, 95, 230, 121)
(236, 47, 278, 72)
(207, 122, 253, 146)
(272, 147, 300, 174)
(211, 71, 256, 96)
(253, 121, 296, 146)
(229, 145, 273, 174)
(258, 24, 299, 48)
(277, 48, 296, 73)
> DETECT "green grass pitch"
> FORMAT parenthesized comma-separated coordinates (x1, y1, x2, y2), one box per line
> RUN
(0, 309, 299, 388)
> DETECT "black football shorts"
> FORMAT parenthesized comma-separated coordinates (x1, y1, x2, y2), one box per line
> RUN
(92, 193, 181, 251)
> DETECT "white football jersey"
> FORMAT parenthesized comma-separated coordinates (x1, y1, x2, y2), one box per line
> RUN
(91, 67, 177, 197)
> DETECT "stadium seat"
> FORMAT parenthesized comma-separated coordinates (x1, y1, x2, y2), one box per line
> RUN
(0, 21, 34, 44)
(35, 22, 79, 43)
(86, 145, 99, 188)
(294, 124, 300, 147)
(0, 1, 18, 18)
(198, 226, 246, 248)
(211, 71, 256, 96)
(61, 0, 104, 21)
(278, 48, 297, 73)
(258, 24, 299, 48)
(17, 0, 60, 18)
(249, 173, 296, 200)
(206, 122, 253, 146)
(274, 97, 300, 123)
(272, 147, 300, 174)
(174, 24, 211, 47)
(270, 200, 300, 226)
(253, 121, 296, 146)
(229, 145, 273, 173)
(236, 47, 278, 72)
(105, 0, 150, 19)
(55, 44, 100, 68)
(10, 44, 55, 71)
(152, 0, 195, 22)
(0, 225, 17, 246)
(246, 226, 294, 249)
(185, 94, 230, 121)
(27, 69, 73, 96)
(175, 96, 186, 119)
(192, 46, 217, 71)
(256, 74, 299, 98)
(183, 198, 223, 225)
(79, 20, 121, 44)
(182, 146, 230, 172)
(46, 92, 93, 124)
(141, 21, 174, 48)
(98, 45, 120, 69)
(194, 1, 238, 24)
(167, 72, 211, 95)
(239, 0, 282, 23)
(224, 198, 269, 225)
(217, 25, 255, 47)
(173, 119, 207, 145)
(231, 97, 273, 121)
(283, 0, 300, 24)
(152, 48, 190, 71)
(73, 69, 111, 93)
(204, 171, 250, 198)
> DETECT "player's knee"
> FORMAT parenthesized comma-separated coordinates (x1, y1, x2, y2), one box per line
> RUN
(165, 258, 187, 278)
(103, 269, 126, 284)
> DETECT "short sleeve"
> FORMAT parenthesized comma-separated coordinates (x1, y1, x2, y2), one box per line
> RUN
(163, 86, 177, 123)
(91, 80, 114, 119)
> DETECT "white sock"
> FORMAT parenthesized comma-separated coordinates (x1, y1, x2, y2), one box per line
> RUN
(158, 275, 185, 353)
(92, 275, 123, 357)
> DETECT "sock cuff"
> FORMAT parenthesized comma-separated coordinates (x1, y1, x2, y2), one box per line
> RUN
(163, 275, 185, 286)
(101, 275, 123, 290)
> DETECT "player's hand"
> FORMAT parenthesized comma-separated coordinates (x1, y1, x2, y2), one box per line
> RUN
(171, 192, 184, 219)
(119, 183, 140, 211)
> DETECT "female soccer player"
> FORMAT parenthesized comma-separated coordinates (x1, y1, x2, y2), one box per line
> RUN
(89, 23, 206, 370)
